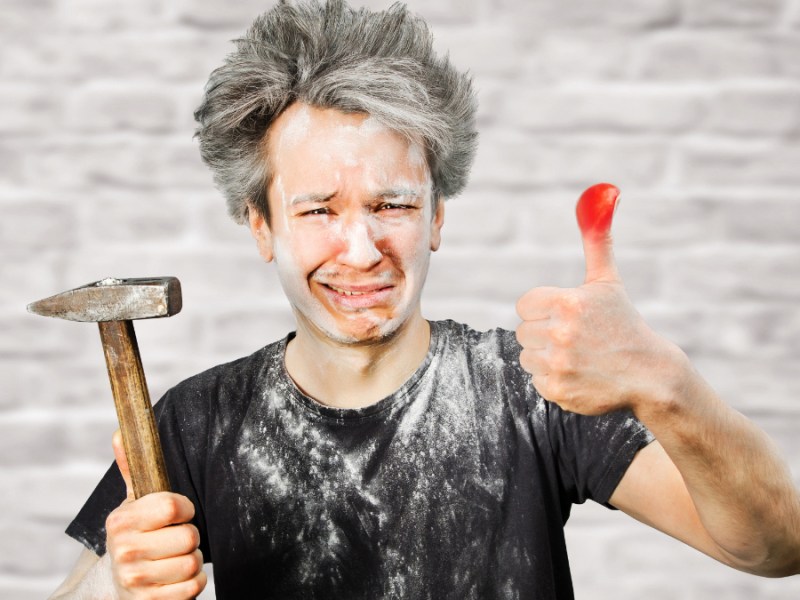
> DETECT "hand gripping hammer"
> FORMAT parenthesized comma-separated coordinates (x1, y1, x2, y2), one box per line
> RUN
(28, 277, 181, 498)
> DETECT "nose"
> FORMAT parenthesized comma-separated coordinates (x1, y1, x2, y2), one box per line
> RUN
(338, 218, 382, 269)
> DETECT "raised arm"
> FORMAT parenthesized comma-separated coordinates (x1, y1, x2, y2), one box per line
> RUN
(515, 184, 800, 576)
(50, 431, 206, 599)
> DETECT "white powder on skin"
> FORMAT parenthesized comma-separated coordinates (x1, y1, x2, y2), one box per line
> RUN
(265, 103, 438, 345)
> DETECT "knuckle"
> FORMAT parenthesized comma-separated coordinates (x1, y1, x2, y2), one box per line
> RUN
(550, 323, 574, 347)
(557, 292, 582, 316)
(105, 509, 130, 536)
(549, 348, 575, 375)
(186, 571, 208, 596)
(117, 565, 145, 589)
(177, 524, 201, 552)
(112, 542, 140, 564)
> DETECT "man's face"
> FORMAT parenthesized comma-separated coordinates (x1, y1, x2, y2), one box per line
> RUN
(249, 102, 444, 345)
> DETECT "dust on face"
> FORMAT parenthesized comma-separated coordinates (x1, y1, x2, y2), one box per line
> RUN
(250, 102, 443, 346)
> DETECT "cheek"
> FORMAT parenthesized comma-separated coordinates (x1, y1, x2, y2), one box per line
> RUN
(380, 220, 430, 271)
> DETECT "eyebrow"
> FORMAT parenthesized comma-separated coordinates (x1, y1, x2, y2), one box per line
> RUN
(289, 187, 426, 206)
(374, 187, 426, 200)
(289, 192, 335, 206)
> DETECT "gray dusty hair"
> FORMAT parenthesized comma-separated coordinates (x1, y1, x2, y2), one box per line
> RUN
(194, 0, 478, 224)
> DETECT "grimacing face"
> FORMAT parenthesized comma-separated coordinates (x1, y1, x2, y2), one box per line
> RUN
(248, 102, 444, 345)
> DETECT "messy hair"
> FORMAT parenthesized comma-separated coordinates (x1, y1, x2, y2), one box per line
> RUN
(194, 0, 478, 224)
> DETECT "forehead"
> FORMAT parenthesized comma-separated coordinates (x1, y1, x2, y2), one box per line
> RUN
(265, 102, 428, 189)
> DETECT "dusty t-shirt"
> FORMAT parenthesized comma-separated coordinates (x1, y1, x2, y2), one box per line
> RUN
(67, 319, 653, 599)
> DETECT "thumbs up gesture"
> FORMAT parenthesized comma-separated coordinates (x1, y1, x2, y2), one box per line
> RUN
(516, 184, 684, 416)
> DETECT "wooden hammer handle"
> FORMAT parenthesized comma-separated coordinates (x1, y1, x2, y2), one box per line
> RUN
(98, 320, 171, 498)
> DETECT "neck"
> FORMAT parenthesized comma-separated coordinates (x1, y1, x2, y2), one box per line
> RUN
(284, 314, 431, 409)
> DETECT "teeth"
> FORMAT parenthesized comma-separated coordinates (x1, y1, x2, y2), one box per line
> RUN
(329, 285, 367, 296)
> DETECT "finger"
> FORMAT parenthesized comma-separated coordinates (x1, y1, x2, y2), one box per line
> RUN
(515, 286, 564, 321)
(108, 492, 196, 536)
(139, 549, 204, 586)
(515, 319, 550, 350)
(576, 182, 621, 284)
(112, 430, 135, 502)
(115, 565, 207, 599)
(131, 524, 202, 562)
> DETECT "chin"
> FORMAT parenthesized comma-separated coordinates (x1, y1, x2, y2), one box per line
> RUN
(316, 311, 411, 346)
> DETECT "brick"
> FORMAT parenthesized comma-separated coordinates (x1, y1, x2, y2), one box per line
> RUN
(423, 298, 520, 333)
(78, 192, 192, 244)
(470, 132, 669, 188)
(0, 86, 61, 135)
(496, 0, 679, 30)
(712, 196, 800, 244)
(205, 307, 297, 355)
(682, 0, 784, 27)
(527, 33, 633, 82)
(32, 138, 210, 191)
(637, 304, 718, 357)
(776, 33, 800, 78)
(612, 191, 717, 250)
(637, 34, 778, 80)
(175, 0, 286, 29)
(0, 250, 70, 307)
(57, 31, 229, 83)
(709, 305, 800, 360)
(378, 0, 481, 24)
(504, 87, 703, 133)
(425, 246, 661, 307)
(0, 520, 88, 576)
(0, 412, 116, 467)
(702, 86, 800, 136)
(1, 467, 108, 522)
(680, 142, 800, 187)
(0, 0, 55, 36)
(433, 24, 525, 78)
(0, 36, 61, 82)
(693, 355, 800, 413)
(662, 247, 800, 303)
(54, 0, 174, 32)
(64, 84, 181, 133)
(0, 313, 99, 359)
(0, 358, 109, 410)
(202, 195, 252, 243)
(0, 200, 76, 256)
(0, 141, 27, 187)
(0, 580, 62, 600)
(439, 188, 520, 247)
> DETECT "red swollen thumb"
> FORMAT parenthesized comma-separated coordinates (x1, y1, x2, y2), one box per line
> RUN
(576, 183, 621, 284)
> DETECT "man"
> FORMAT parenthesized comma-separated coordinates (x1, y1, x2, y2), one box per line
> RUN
(51, 1, 800, 598)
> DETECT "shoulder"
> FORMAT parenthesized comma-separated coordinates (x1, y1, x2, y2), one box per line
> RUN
(431, 319, 523, 373)
(155, 335, 288, 419)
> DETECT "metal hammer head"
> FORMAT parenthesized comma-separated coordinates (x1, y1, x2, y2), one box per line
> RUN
(27, 277, 182, 322)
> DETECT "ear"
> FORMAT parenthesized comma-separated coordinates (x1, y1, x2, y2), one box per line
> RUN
(248, 205, 274, 263)
(430, 197, 445, 252)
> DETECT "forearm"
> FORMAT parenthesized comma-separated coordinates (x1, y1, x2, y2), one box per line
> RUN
(635, 350, 800, 576)
(50, 551, 116, 600)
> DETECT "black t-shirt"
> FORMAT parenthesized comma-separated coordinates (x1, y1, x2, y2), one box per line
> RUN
(67, 320, 653, 599)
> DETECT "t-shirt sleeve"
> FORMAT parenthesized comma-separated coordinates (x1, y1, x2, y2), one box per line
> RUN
(545, 399, 655, 507)
(65, 390, 206, 556)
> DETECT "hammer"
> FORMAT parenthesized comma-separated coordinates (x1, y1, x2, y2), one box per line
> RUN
(28, 277, 182, 498)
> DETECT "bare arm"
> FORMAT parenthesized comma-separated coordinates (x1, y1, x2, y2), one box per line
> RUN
(516, 185, 800, 576)
(50, 432, 206, 599)
(49, 548, 107, 599)
(610, 361, 800, 577)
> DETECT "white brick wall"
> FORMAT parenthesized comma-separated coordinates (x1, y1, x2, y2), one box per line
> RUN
(2, 0, 799, 597)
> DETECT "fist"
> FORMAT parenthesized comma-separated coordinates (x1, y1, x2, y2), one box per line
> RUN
(106, 431, 207, 599)
(515, 184, 684, 416)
